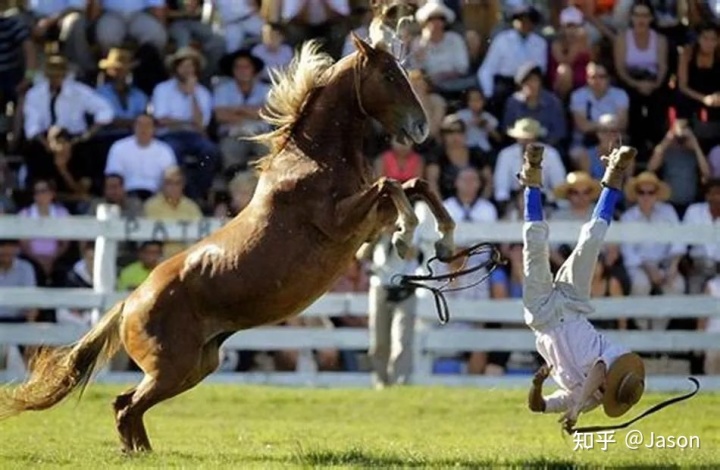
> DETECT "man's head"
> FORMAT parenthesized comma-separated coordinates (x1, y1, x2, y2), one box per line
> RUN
(133, 114, 155, 147)
(507, 117, 545, 145)
(104, 173, 126, 204)
(166, 47, 205, 83)
(454, 166, 482, 201)
(624, 171, 671, 212)
(511, 5, 540, 35)
(515, 62, 543, 99)
(161, 166, 185, 200)
(44, 55, 68, 89)
(138, 241, 163, 269)
(602, 353, 645, 417)
(587, 62, 610, 96)
(0, 239, 20, 269)
(99, 47, 135, 83)
(220, 49, 264, 85)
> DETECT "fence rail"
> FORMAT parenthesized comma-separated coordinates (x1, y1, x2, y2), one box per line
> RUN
(1, 208, 719, 391)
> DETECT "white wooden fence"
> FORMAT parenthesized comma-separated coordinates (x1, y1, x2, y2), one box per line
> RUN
(1, 205, 719, 392)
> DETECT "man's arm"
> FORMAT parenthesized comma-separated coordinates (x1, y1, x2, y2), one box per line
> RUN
(528, 364, 552, 412)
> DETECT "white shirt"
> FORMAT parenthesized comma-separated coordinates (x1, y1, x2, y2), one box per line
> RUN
(443, 196, 497, 224)
(683, 202, 720, 262)
(412, 30, 469, 79)
(477, 29, 548, 97)
(282, 0, 349, 24)
(23, 78, 114, 139)
(151, 79, 213, 134)
(493, 143, 566, 203)
(538, 317, 630, 413)
(105, 136, 177, 192)
(455, 108, 497, 152)
(620, 203, 687, 268)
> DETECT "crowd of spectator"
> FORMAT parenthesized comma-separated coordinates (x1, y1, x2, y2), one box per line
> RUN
(0, 0, 719, 378)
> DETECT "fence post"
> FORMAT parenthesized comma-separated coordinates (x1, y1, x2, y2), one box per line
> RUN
(92, 203, 120, 325)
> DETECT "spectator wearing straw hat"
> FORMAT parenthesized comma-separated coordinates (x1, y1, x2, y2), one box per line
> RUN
(620, 171, 686, 331)
(493, 118, 566, 209)
(96, 48, 149, 141)
(410, 0, 472, 94)
(502, 62, 567, 149)
(150, 46, 220, 201)
(94, 0, 168, 55)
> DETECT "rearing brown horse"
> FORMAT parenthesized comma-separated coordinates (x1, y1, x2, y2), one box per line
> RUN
(0, 32, 456, 452)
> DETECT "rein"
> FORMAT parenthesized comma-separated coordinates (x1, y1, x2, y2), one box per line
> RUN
(392, 242, 506, 325)
(569, 377, 700, 434)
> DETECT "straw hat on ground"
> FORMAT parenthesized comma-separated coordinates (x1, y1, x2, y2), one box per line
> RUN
(507, 117, 547, 140)
(624, 171, 671, 203)
(416, 0, 456, 24)
(603, 352, 645, 417)
(554, 171, 601, 200)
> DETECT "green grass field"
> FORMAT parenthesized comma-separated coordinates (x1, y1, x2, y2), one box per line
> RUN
(0, 384, 717, 468)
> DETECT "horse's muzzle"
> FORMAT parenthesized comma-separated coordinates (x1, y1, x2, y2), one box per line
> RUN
(404, 118, 429, 144)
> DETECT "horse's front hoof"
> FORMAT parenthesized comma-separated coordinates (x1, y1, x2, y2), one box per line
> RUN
(392, 233, 410, 259)
(434, 240, 454, 262)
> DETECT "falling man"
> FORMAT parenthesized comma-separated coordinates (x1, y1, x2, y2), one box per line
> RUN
(518, 142, 646, 431)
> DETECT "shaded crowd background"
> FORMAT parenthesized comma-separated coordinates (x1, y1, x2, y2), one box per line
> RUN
(0, 0, 718, 378)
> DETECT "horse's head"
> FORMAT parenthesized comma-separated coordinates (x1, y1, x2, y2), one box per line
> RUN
(350, 27, 428, 144)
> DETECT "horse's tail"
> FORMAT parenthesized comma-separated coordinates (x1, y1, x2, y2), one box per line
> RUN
(0, 302, 125, 420)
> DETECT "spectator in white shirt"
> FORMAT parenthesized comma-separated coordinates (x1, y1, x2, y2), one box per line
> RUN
(455, 87, 501, 154)
(250, 22, 293, 84)
(211, 0, 264, 53)
(23, 55, 114, 188)
(444, 166, 498, 224)
(477, 5, 547, 115)
(95, 0, 168, 54)
(493, 118, 566, 211)
(683, 179, 720, 294)
(410, 1, 473, 94)
(213, 49, 270, 175)
(151, 47, 221, 201)
(620, 172, 686, 330)
(104, 114, 177, 200)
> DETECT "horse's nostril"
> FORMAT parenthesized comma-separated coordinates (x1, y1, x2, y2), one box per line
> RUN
(414, 120, 428, 137)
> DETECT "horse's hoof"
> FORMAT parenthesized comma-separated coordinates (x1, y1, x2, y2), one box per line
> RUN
(392, 233, 410, 259)
(434, 240, 454, 262)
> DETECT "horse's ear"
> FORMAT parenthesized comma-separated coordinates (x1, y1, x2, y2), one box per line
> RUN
(352, 31, 376, 58)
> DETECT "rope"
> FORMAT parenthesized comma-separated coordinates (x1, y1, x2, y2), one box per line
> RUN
(569, 377, 701, 434)
(392, 242, 506, 325)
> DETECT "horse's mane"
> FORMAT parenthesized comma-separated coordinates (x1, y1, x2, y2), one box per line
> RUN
(251, 40, 336, 171)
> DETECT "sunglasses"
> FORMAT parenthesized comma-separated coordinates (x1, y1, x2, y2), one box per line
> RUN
(637, 189, 657, 196)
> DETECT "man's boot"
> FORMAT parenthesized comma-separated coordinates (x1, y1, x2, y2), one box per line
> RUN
(516, 142, 545, 188)
(601, 145, 637, 190)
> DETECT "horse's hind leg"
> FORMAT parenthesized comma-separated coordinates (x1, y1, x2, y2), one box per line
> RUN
(116, 341, 221, 452)
(402, 178, 456, 261)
